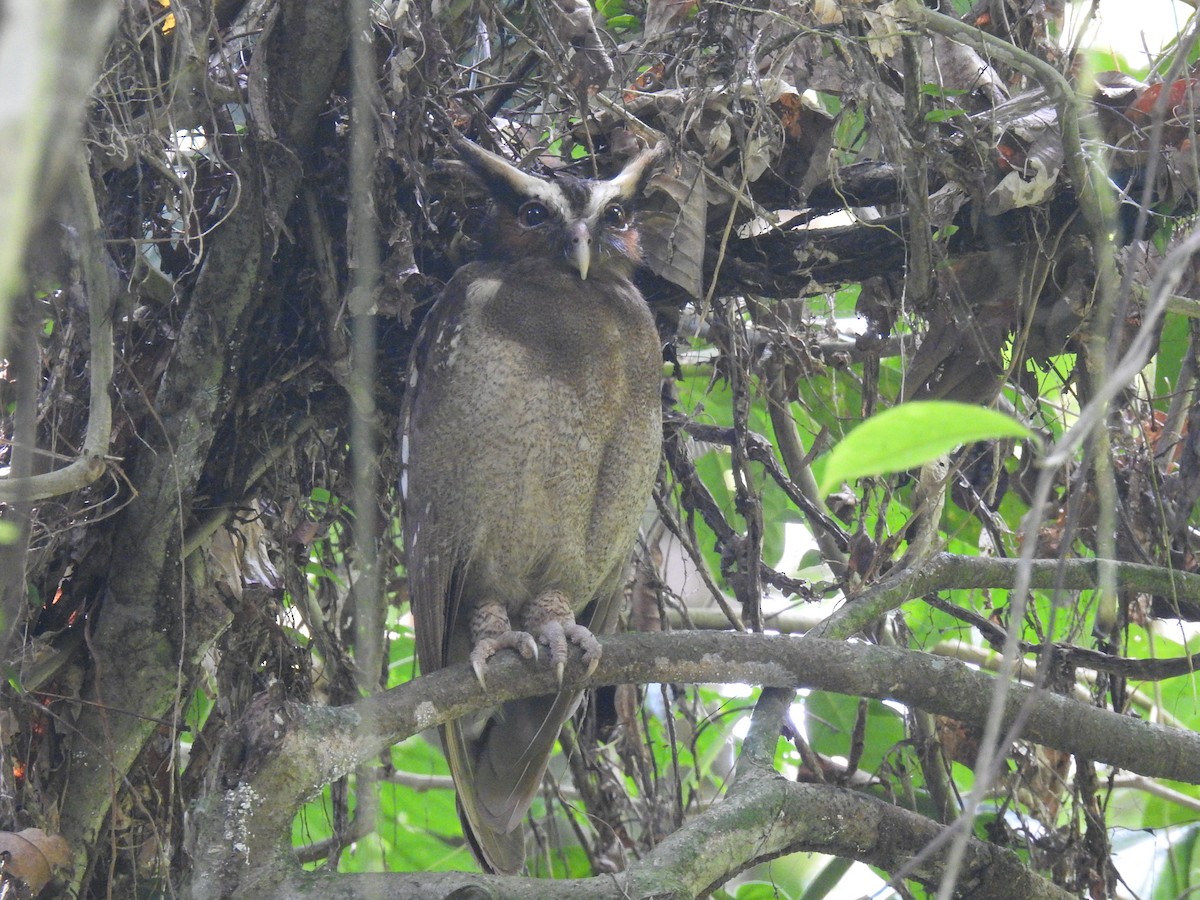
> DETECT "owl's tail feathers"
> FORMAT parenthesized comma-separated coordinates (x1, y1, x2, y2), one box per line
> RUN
(446, 691, 585, 875)
(457, 796, 526, 876)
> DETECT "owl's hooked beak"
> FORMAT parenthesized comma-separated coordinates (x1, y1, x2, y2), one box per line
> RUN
(567, 220, 592, 280)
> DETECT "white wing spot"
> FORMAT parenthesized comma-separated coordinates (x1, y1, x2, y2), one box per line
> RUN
(465, 278, 503, 306)
(433, 322, 465, 369)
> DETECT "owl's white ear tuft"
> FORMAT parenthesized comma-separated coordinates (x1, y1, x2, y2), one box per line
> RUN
(608, 142, 667, 199)
(451, 138, 561, 210)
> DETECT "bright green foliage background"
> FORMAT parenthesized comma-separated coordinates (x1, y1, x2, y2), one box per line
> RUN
(283, 296, 1200, 896)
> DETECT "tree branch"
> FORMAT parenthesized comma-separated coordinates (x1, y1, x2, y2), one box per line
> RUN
(0, 0, 120, 350)
(812, 552, 1200, 640)
(264, 777, 1070, 899)
(0, 155, 115, 503)
(186, 630, 1200, 895)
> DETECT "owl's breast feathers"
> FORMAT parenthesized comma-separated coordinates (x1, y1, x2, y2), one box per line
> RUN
(402, 257, 661, 667)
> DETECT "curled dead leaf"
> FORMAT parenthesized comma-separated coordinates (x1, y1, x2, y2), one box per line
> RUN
(0, 828, 71, 895)
(640, 156, 707, 298)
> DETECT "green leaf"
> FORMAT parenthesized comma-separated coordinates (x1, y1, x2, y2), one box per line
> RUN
(919, 83, 969, 98)
(1155, 312, 1190, 409)
(732, 881, 792, 899)
(817, 401, 1031, 495)
(1150, 823, 1200, 900)
(0, 520, 19, 545)
(806, 692, 905, 771)
(925, 107, 966, 122)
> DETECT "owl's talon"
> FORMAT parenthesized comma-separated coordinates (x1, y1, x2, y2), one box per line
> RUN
(564, 623, 603, 679)
(471, 657, 488, 689)
(469, 631, 538, 688)
(531, 620, 602, 684)
(536, 621, 569, 685)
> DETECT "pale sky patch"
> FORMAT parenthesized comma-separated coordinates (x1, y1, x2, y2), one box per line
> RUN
(1063, 0, 1195, 69)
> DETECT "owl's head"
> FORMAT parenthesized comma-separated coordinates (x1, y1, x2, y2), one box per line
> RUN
(453, 138, 664, 280)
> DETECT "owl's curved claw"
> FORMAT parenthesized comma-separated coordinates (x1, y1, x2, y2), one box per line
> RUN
(471, 657, 488, 689)
(566, 623, 603, 679)
(469, 631, 538, 688)
(536, 621, 602, 686)
(536, 621, 569, 686)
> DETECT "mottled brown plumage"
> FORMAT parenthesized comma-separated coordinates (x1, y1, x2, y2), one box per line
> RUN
(400, 138, 664, 873)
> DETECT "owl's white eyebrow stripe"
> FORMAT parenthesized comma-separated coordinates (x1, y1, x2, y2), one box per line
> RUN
(517, 178, 566, 212)
(548, 176, 630, 223)
(584, 180, 628, 221)
(552, 177, 593, 219)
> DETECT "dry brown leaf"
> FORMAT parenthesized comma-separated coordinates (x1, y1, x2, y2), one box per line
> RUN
(0, 828, 71, 894)
(640, 156, 707, 299)
(205, 501, 281, 600)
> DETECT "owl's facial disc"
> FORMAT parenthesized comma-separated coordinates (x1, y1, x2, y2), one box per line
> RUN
(453, 137, 665, 280)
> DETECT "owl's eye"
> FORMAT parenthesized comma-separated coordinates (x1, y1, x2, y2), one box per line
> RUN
(517, 201, 550, 228)
(602, 203, 627, 228)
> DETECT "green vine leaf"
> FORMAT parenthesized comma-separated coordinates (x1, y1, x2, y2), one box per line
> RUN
(817, 401, 1032, 495)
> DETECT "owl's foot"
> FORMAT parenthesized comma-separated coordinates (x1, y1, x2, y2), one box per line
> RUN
(536, 620, 602, 685)
(523, 590, 601, 685)
(469, 601, 538, 689)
